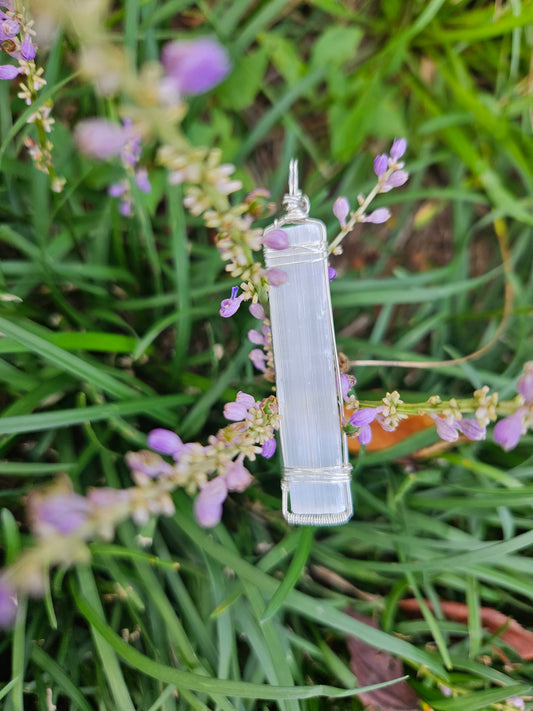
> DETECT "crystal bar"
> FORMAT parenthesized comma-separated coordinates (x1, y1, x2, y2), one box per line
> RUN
(264, 219, 352, 526)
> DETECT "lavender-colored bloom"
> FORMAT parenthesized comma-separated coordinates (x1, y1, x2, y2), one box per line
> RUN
(507, 697, 525, 710)
(28, 492, 90, 536)
(220, 285, 244, 318)
(517, 361, 533, 402)
(135, 168, 151, 193)
(328, 265, 337, 281)
(457, 418, 486, 441)
(74, 119, 130, 160)
(194, 477, 228, 527)
(161, 37, 231, 96)
(0, 64, 20, 79)
(125, 450, 174, 477)
(340, 373, 356, 402)
(248, 328, 264, 345)
(249, 302, 266, 320)
(236, 391, 255, 409)
(0, 578, 17, 628)
(263, 228, 289, 250)
(1, 17, 19, 37)
(357, 424, 372, 446)
(493, 409, 525, 451)
(432, 416, 459, 443)
(225, 458, 252, 492)
(249, 348, 267, 372)
(333, 197, 350, 229)
(373, 153, 389, 177)
(147, 428, 185, 457)
(223, 401, 248, 422)
(87, 487, 130, 508)
(264, 268, 288, 286)
(390, 138, 407, 160)
(438, 684, 452, 698)
(261, 437, 276, 458)
(385, 170, 408, 188)
(119, 201, 132, 217)
(20, 37, 36, 61)
(350, 408, 378, 427)
(365, 208, 391, 224)
(108, 181, 126, 198)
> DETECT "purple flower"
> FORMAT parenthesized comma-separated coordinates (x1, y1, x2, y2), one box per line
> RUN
(248, 328, 264, 345)
(249, 348, 267, 372)
(1, 17, 19, 38)
(262, 228, 289, 250)
(0, 64, 20, 79)
(224, 391, 254, 420)
(108, 181, 126, 198)
(350, 408, 378, 427)
(135, 168, 151, 193)
(74, 119, 130, 160)
(87, 487, 131, 508)
(384, 170, 408, 188)
(390, 138, 407, 160)
(125, 450, 174, 477)
(20, 37, 36, 61)
(194, 477, 228, 527)
(457, 418, 486, 441)
(432, 416, 460, 443)
(147, 428, 185, 458)
(340, 373, 356, 402)
(493, 409, 525, 451)
(220, 285, 244, 318)
(365, 208, 391, 224)
(161, 37, 231, 96)
(328, 265, 337, 281)
(333, 197, 350, 229)
(225, 457, 252, 492)
(0, 578, 17, 628)
(28, 491, 90, 537)
(507, 697, 525, 710)
(249, 302, 266, 320)
(350, 408, 378, 446)
(264, 268, 288, 286)
(236, 391, 255, 409)
(261, 437, 276, 458)
(357, 424, 372, 446)
(373, 153, 388, 177)
(517, 362, 533, 402)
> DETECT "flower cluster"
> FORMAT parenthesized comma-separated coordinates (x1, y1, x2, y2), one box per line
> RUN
(127, 392, 279, 527)
(342, 365, 531, 450)
(247, 301, 275, 382)
(0, 0, 64, 191)
(494, 362, 533, 450)
(0, 393, 280, 628)
(74, 117, 153, 216)
(329, 138, 409, 255)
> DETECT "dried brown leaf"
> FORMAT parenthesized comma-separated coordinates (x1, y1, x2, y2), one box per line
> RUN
(345, 608, 421, 711)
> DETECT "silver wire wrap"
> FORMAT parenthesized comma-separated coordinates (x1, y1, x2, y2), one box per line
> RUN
(279, 158, 311, 223)
(264, 158, 353, 527)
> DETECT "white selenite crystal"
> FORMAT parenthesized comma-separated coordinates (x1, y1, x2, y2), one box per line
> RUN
(264, 219, 352, 525)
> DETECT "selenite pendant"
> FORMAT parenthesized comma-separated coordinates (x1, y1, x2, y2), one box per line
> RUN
(263, 160, 353, 526)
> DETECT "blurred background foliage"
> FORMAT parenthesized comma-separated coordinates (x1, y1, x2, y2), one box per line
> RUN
(1, 0, 533, 709)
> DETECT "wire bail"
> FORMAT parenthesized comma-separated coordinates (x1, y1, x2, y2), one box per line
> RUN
(281, 159, 310, 221)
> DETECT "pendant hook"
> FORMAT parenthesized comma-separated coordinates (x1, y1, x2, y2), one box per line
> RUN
(281, 158, 310, 222)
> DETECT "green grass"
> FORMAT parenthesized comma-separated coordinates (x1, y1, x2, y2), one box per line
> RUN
(1, 1, 533, 709)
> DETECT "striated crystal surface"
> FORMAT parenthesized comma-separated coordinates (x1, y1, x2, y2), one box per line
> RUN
(265, 221, 351, 518)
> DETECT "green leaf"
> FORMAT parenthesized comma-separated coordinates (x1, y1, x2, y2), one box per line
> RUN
(262, 527, 314, 621)
(72, 579, 408, 701)
(218, 47, 269, 111)
(310, 26, 363, 69)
